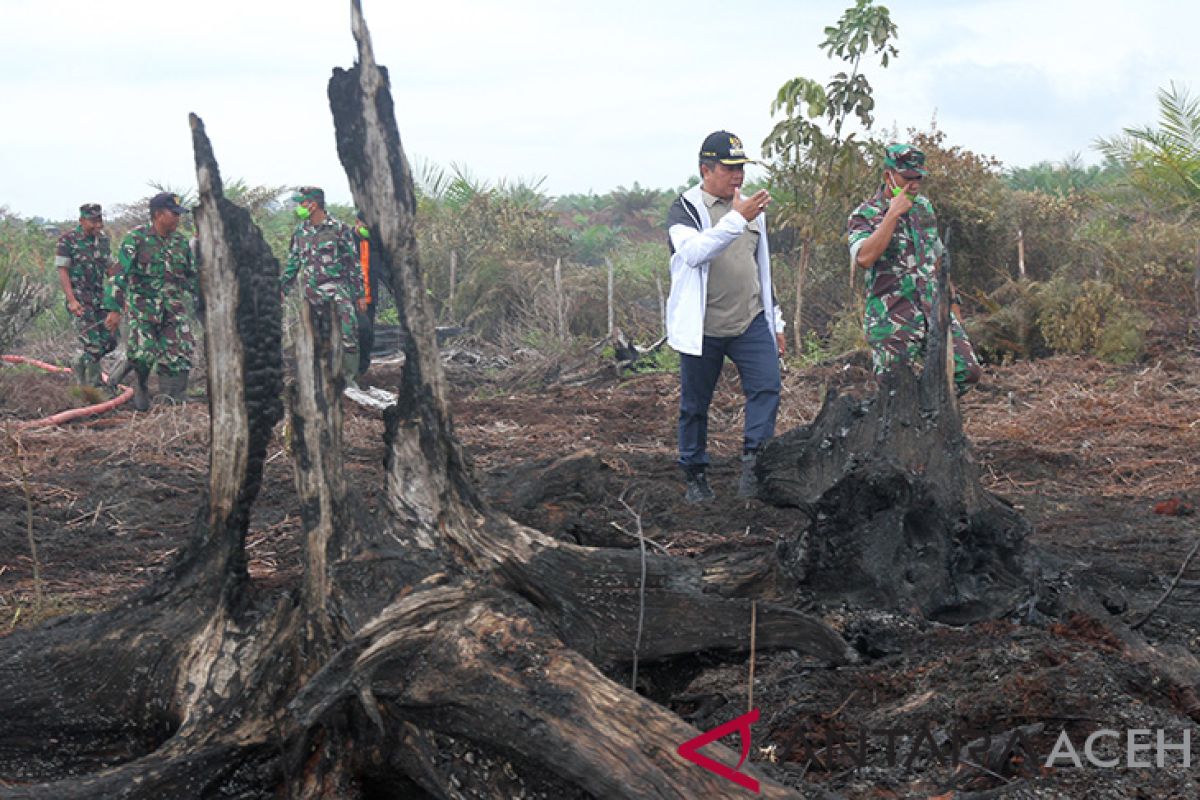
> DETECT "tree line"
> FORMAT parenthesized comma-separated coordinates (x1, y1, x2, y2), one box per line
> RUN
(4, 1, 1197, 367)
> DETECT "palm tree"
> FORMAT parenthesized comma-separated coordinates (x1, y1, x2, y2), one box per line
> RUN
(605, 183, 673, 240)
(1096, 82, 1200, 320)
(1095, 82, 1200, 215)
(1005, 154, 1119, 196)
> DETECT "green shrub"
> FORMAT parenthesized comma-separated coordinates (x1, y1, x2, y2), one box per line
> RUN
(1033, 276, 1113, 354)
(1031, 275, 1148, 363)
(520, 328, 570, 356)
(968, 280, 1045, 363)
(0, 265, 55, 355)
(0, 211, 68, 353)
(826, 306, 867, 356)
(1094, 309, 1151, 364)
(644, 346, 679, 374)
(796, 330, 829, 365)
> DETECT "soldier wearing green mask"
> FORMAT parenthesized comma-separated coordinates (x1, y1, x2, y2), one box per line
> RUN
(103, 192, 199, 410)
(847, 144, 981, 394)
(282, 186, 366, 385)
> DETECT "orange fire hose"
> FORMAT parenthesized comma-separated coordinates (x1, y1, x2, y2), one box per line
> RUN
(2, 354, 134, 429)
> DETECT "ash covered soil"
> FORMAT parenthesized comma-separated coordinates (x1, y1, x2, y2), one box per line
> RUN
(2, 326, 1200, 799)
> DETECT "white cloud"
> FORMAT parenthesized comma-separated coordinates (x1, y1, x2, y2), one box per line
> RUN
(1, 0, 1196, 219)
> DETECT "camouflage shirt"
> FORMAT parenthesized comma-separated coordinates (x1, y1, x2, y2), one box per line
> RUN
(847, 187, 945, 343)
(282, 216, 363, 305)
(56, 225, 111, 305)
(104, 224, 198, 311)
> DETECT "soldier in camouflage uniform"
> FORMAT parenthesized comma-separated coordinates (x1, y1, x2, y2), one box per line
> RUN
(56, 203, 117, 386)
(282, 187, 366, 385)
(847, 144, 981, 394)
(103, 192, 199, 410)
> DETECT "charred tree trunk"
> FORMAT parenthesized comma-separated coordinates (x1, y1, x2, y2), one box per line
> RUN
(0, 4, 851, 798)
(0, 113, 289, 797)
(758, 240, 1041, 624)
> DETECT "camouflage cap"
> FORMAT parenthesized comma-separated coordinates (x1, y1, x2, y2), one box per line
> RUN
(292, 186, 325, 206)
(883, 143, 928, 177)
(79, 203, 103, 220)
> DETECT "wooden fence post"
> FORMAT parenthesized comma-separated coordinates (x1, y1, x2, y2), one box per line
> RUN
(606, 257, 615, 339)
(1017, 228, 1026, 280)
(655, 271, 666, 337)
(554, 257, 566, 340)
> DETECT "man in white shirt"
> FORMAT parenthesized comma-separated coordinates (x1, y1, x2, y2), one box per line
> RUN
(665, 131, 786, 503)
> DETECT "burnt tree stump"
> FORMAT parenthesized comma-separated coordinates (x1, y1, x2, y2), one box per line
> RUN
(757, 254, 1041, 625)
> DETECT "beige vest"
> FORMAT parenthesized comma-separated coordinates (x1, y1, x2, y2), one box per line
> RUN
(702, 191, 763, 337)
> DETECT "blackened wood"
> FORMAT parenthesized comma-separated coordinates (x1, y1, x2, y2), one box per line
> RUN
(758, 254, 1040, 623)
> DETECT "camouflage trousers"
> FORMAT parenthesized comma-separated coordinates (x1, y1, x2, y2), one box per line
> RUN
(867, 311, 982, 394)
(307, 292, 358, 356)
(72, 302, 117, 363)
(126, 293, 195, 376)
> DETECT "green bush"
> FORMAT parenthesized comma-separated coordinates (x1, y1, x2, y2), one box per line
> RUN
(801, 330, 829, 364)
(1031, 275, 1148, 363)
(644, 345, 679, 374)
(0, 211, 57, 353)
(1033, 276, 1112, 353)
(1094, 308, 1151, 364)
(520, 327, 571, 356)
(826, 305, 867, 356)
(967, 281, 1045, 364)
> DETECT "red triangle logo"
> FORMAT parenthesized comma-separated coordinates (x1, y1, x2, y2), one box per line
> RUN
(676, 708, 761, 793)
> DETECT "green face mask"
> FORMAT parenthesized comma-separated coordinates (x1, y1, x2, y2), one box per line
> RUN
(357, 225, 370, 239)
(295, 205, 311, 220)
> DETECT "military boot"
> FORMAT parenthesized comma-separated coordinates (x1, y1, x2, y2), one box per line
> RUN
(83, 359, 104, 388)
(107, 358, 133, 394)
(72, 354, 87, 385)
(132, 365, 152, 411)
(157, 371, 190, 403)
(342, 352, 360, 390)
(683, 467, 715, 504)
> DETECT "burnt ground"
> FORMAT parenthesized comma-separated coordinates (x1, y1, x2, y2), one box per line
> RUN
(2, 325, 1200, 799)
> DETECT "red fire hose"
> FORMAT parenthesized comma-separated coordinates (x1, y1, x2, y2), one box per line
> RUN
(1, 354, 134, 429)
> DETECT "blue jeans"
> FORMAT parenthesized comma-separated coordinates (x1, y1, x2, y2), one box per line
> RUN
(678, 311, 781, 469)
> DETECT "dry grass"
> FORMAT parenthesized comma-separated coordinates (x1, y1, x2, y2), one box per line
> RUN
(967, 355, 1200, 501)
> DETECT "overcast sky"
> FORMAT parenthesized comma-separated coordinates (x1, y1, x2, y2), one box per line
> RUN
(1, 0, 1193, 220)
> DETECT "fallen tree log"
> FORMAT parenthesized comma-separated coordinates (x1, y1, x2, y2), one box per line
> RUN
(0, 4, 850, 798)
